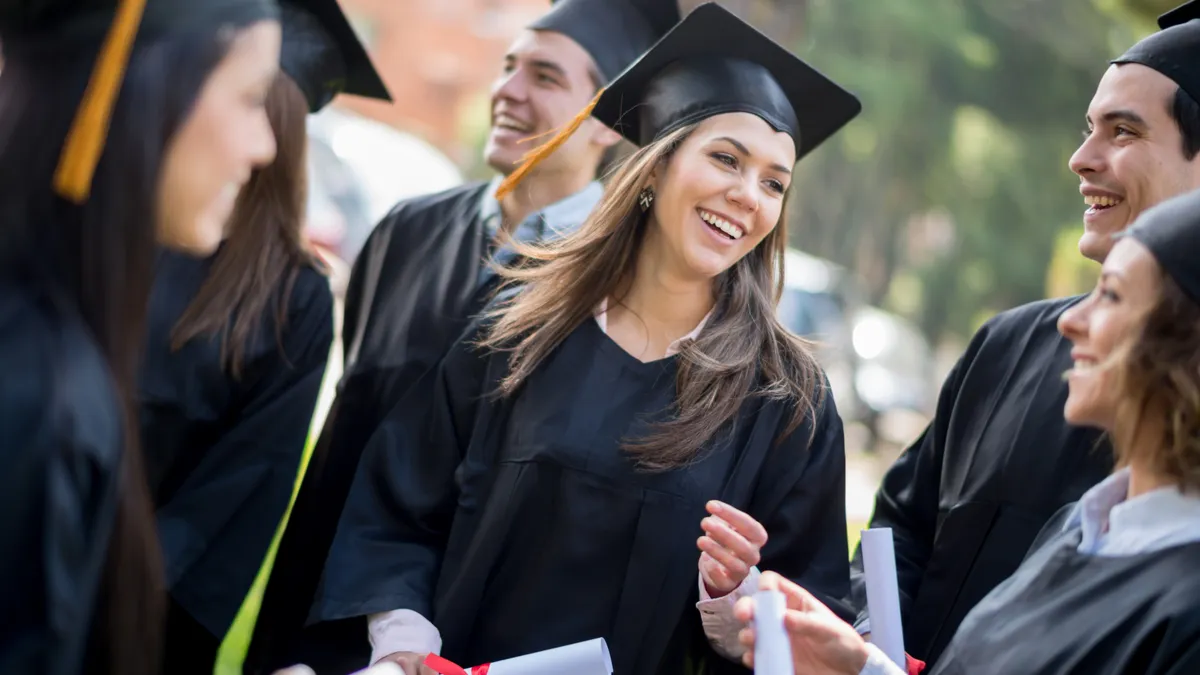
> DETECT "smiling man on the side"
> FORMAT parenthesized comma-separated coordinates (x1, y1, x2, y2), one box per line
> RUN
(847, 2, 1200, 668)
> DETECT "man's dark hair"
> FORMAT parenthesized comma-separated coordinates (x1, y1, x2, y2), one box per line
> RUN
(1169, 86, 1200, 160)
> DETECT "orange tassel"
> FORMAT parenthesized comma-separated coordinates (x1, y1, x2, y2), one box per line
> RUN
(53, 0, 148, 204)
(494, 87, 605, 202)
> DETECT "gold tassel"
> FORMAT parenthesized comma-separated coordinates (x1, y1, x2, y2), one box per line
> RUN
(52, 0, 148, 204)
(494, 87, 605, 201)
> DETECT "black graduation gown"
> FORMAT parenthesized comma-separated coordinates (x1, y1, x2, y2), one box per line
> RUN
(246, 182, 495, 672)
(315, 316, 851, 675)
(849, 296, 1112, 667)
(932, 530, 1200, 674)
(0, 283, 123, 675)
(139, 251, 333, 650)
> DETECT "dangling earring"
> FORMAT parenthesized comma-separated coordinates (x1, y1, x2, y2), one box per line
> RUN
(638, 185, 655, 212)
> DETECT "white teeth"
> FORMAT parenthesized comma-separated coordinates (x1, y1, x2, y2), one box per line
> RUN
(1084, 195, 1122, 208)
(700, 210, 744, 240)
(1073, 359, 1096, 371)
(494, 114, 531, 133)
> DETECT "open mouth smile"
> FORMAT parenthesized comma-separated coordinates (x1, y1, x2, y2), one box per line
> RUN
(698, 208, 745, 240)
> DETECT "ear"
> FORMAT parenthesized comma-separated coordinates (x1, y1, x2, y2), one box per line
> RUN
(584, 118, 624, 150)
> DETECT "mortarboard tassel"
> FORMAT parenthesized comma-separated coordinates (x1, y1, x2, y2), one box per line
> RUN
(52, 0, 148, 204)
(494, 87, 604, 201)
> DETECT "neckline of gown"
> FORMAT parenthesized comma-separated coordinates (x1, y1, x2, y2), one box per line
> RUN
(582, 315, 680, 376)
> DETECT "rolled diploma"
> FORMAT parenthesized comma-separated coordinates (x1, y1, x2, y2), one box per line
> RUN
(468, 638, 612, 675)
(355, 664, 404, 675)
(753, 588, 792, 675)
(861, 527, 905, 668)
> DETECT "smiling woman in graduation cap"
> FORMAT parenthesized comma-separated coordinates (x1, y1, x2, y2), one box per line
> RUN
(0, 0, 281, 673)
(315, 4, 860, 674)
(138, 1, 390, 673)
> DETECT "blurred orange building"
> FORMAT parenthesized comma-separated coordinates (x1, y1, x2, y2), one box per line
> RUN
(334, 0, 549, 167)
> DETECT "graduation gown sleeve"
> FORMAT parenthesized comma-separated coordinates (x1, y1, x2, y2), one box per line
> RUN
(1144, 618, 1200, 674)
(847, 326, 982, 629)
(156, 271, 333, 635)
(0, 290, 121, 675)
(315, 315, 490, 622)
(701, 380, 851, 675)
(753, 383, 852, 617)
(242, 186, 492, 674)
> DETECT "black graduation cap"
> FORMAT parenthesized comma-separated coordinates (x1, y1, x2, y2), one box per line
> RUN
(0, 0, 279, 204)
(1111, 0, 1200, 104)
(1118, 188, 1200, 306)
(495, 2, 860, 200)
(528, 0, 681, 82)
(591, 2, 860, 161)
(279, 0, 390, 112)
(1159, 0, 1200, 28)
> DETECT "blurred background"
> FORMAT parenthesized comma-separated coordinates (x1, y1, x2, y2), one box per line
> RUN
(297, 0, 1172, 531)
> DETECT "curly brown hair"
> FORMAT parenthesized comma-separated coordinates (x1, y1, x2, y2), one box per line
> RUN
(1110, 270, 1200, 492)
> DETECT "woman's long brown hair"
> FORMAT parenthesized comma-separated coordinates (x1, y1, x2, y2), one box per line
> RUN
(170, 72, 320, 378)
(481, 123, 826, 471)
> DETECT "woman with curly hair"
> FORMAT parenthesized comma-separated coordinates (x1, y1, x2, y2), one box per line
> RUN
(736, 188, 1200, 675)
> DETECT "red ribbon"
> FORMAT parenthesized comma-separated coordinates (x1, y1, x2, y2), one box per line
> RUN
(423, 654, 490, 675)
(906, 653, 927, 675)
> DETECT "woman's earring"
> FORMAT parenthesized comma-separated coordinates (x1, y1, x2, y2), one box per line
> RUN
(638, 186, 655, 212)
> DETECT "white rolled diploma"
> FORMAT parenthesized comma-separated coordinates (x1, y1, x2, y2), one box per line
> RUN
(753, 588, 793, 675)
(464, 638, 612, 675)
(861, 527, 906, 669)
(354, 664, 403, 675)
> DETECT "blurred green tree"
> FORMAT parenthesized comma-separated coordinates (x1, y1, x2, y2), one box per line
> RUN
(716, 0, 1146, 342)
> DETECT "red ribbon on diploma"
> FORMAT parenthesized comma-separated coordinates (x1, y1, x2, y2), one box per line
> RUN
(423, 654, 490, 675)
(906, 653, 927, 675)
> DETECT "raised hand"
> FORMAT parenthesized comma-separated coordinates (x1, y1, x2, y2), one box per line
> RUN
(697, 500, 768, 597)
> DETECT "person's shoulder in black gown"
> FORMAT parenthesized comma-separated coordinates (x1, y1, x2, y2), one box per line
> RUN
(0, 284, 123, 675)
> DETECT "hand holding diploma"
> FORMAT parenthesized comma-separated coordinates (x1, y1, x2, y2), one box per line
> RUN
(734, 572, 870, 675)
(698, 500, 768, 597)
(376, 652, 436, 675)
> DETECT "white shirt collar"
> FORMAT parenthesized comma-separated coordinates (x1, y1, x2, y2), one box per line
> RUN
(593, 297, 712, 357)
(1069, 467, 1200, 555)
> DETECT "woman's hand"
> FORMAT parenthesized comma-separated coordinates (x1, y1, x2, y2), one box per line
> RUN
(377, 652, 438, 675)
(697, 500, 768, 597)
(734, 572, 870, 675)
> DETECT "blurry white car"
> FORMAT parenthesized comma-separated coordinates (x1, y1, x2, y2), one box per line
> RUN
(778, 248, 868, 422)
(850, 306, 934, 417)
